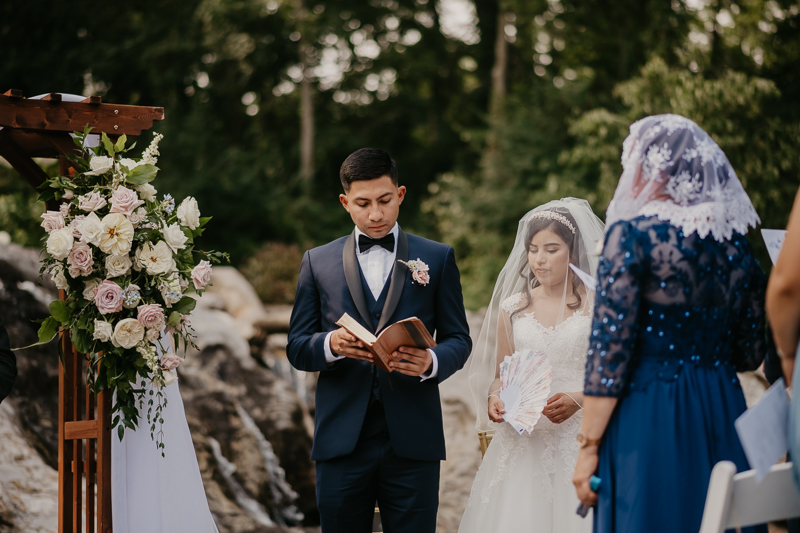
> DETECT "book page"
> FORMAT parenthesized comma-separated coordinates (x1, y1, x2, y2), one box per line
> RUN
(335, 313, 377, 346)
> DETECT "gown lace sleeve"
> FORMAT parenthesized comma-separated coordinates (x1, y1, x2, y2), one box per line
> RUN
(584, 220, 644, 397)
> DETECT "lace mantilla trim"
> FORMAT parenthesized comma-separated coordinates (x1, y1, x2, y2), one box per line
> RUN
(638, 197, 759, 242)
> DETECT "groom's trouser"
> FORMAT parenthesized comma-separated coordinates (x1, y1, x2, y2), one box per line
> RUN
(316, 398, 440, 533)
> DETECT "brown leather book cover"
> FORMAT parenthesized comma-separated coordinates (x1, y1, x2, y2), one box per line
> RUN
(335, 312, 437, 373)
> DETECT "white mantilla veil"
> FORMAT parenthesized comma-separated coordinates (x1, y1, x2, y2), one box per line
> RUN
(466, 197, 605, 433)
(605, 114, 759, 241)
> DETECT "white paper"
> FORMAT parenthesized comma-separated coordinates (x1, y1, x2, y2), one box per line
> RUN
(761, 229, 788, 266)
(734, 378, 790, 482)
(500, 384, 525, 435)
(569, 264, 597, 292)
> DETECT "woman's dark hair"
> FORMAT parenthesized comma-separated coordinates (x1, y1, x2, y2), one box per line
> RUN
(339, 148, 398, 192)
(511, 209, 586, 319)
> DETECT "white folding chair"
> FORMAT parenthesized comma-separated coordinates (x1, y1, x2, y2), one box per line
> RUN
(699, 461, 800, 532)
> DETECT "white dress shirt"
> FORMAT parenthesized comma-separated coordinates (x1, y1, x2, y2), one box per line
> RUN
(324, 223, 438, 380)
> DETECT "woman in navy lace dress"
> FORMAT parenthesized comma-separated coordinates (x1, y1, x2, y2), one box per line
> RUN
(572, 115, 768, 533)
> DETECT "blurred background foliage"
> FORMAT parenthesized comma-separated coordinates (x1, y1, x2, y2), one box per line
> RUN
(1, 0, 799, 309)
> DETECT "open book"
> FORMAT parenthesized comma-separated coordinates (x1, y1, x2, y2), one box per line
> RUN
(335, 312, 437, 373)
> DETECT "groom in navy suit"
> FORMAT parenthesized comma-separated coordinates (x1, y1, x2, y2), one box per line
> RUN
(287, 148, 471, 532)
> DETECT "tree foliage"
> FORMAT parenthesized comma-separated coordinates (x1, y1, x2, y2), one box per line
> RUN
(1, 0, 799, 308)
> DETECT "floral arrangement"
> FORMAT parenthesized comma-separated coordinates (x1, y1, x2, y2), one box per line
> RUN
(36, 127, 227, 452)
(398, 258, 430, 286)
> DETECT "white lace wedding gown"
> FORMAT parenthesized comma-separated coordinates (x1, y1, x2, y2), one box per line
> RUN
(112, 345, 218, 532)
(459, 293, 593, 533)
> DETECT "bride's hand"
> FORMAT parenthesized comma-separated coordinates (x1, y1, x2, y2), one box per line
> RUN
(488, 396, 506, 423)
(543, 393, 581, 424)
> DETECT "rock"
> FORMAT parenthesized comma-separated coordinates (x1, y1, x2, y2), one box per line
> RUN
(0, 242, 56, 294)
(206, 267, 272, 340)
(0, 402, 58, 533)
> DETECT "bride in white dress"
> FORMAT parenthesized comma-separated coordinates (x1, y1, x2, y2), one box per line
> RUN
(460, 198, 604, 533)
(112, 331, 218, 533)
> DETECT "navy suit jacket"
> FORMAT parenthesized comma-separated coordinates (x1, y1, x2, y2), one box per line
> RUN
(287, 228, 472, 462)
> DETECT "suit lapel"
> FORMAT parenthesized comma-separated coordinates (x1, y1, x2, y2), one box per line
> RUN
(343, 231, 372, 328)
(376, 228, 409, 333)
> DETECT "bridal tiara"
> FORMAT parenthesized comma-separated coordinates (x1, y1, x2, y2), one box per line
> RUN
(530, 210, 576, 234)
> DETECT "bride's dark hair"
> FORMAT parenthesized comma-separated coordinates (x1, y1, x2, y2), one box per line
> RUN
(511, 209, 585, 319)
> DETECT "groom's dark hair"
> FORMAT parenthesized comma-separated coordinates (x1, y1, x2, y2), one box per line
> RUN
(340, 148, 398, 192)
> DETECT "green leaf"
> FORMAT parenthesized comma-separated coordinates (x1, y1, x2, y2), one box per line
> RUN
(117, 425, 125, 441)
(114, 134, 127, 152)
(39, 317, 59, 344)
(167, 311, 182, 327)
(169, 296, 197, 316)
(101, 132, 115, 156)
(49, 300, 71, 323)
(70, 326, 91, 354)
(38, 189, 56, 202)
(126, 164, 158, 185)
(198, 216, 212, 228)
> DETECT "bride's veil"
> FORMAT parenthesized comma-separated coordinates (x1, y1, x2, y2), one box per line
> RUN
(465, 197, 605, 433)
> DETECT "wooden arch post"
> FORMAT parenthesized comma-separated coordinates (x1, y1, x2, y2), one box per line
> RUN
(0, 90, 164, 532)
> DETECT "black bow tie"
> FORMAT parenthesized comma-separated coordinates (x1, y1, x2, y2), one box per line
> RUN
(358, 233, 395, 253)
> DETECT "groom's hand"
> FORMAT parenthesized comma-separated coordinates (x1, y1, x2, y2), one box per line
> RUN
(389, 346, 432, 377)
(331, 328, 373, 362)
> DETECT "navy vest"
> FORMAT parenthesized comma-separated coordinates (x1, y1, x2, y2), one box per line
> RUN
(358, 263, 393, 401)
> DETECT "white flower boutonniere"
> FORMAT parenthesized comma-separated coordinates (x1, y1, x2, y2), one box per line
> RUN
(398, 258, 430, 286)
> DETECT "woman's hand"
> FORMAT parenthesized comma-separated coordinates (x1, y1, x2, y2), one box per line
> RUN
(573, 447, 599, 506)
(488, 396, 506, 423)
(543, 392, 581, 424)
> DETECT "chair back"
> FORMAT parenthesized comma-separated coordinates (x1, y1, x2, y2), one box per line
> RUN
(478, 431, 493, 458)
(699, 461, 800, 533)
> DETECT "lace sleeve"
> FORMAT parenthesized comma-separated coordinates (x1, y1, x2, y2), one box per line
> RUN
(731, 256, 769, 372)
(584, 221, 644, 397)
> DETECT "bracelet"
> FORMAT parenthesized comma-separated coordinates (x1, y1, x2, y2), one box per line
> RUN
(488, 394, 500, 400)
(563, 392, 582, 410)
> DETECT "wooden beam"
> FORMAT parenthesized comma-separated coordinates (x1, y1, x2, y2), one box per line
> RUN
(81, 96, 101, 104)
(64, 420, 98, 440)
(0, 94, 164, 136)
(96, 390, 113, 533)
(58, 325, 75, 533)
(0, 130, 50, 189)
(3, 89, 22, 98)
(41, 93, 63, 103)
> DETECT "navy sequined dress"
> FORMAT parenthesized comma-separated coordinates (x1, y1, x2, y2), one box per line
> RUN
(584, 216, 768, 533)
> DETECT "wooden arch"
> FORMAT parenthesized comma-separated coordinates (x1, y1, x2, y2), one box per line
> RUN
(0, 89, 164, 533)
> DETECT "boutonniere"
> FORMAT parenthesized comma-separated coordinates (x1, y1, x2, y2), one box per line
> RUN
(398, 258, 430, 286)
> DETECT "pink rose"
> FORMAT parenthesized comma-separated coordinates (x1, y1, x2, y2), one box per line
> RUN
(191, 260, 212, 290)
(146, 328, 160, 342)
(137, 303, 165, 330)
(160, 353, 182, 370)
(109, 186, 145, 216)
(94, 280, 123, 314)
(67, 242, 94, 278)
(413, 270, 431, 285)
(78, 192, 108, 212)
(40, 211, 65, 233)
(70, 215, 86, 239)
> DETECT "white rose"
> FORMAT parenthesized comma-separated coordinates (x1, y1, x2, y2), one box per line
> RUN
(136, 183, 157, 201)
(135, 241, 175, 275)
(162, 369, 177, 386)
(49, 264, 69, 291)
(112, 318, 145, 349)
(99, 213, 135, 256)
(176, 197, 201, 230)
(118, 158, 143, 171)
(78, 212, 104, 246)
(85, 155, 114, 176)
(162, 223, 188, 252)
(46, 227, 74, 260)
(93, 320, 114, 342)
(105, 254, 132, 278)
(83, 278, 102, 301)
